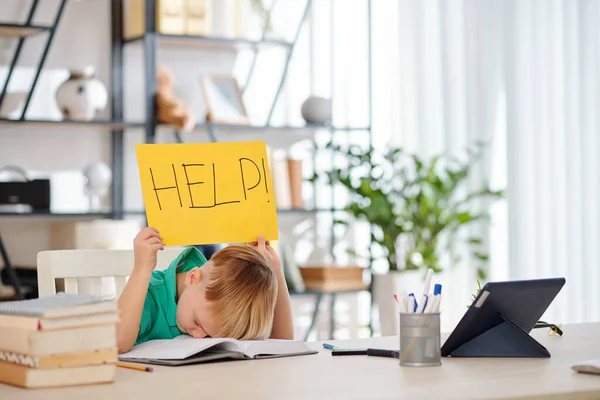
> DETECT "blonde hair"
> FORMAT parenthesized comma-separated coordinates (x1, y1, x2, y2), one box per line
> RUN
(205, 246, 277, 340)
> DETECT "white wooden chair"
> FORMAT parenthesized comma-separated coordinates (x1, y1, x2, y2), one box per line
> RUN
(36, 247, 186, 298)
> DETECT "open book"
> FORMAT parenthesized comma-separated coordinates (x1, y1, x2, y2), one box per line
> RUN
(118, 336, 318, 366)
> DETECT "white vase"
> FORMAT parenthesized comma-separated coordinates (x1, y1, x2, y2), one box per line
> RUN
(55, 67, 108, 121)
(372, 270, 424, 336)
(301, 96, 332, 125)
(212, 0, 235, 37)
(83, 162, 112, 212)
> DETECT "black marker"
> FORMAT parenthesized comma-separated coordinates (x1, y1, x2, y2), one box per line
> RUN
(331, 349, 368, 356)
(367, 348, 400, 358)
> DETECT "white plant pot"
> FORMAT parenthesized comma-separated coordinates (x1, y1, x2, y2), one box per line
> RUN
(372, 270, 424, 336)
(55, 67, 107, 121)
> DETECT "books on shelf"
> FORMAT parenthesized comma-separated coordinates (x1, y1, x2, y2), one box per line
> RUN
(119, 335, 317, 366)
(0, 293, 118, 389)
(267, 147, 304, 210)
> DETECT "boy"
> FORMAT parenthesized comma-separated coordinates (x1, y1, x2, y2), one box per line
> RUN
(116, 227, 293, 353)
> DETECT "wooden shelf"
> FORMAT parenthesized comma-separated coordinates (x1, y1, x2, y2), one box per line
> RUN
(0, 118, 144, 129)
(198, 123, 371, 132)
(0, 23, 52, 38)
(0, 211, 113, 219)
(124, 33, 293, 51)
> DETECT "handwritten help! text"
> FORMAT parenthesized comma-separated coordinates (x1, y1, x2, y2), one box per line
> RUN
(149, 158, 270, 211)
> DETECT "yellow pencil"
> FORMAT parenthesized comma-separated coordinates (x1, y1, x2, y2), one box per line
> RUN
(116, 361, 154, 372)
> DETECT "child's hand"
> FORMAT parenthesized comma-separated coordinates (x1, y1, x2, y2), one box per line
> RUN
(249, 235, 282, 273)
(133, 227, 164, 273)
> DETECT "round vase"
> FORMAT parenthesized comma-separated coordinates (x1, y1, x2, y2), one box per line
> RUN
(301, 96, 332, 125)
(56, 67, 108, 121)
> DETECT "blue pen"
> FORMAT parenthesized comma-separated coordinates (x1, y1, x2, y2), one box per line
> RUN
(323, 343, 335, 350)
(421, 295, 429, 313)
(408, 293, 418, 313)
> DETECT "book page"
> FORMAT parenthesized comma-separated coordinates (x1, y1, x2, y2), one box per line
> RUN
(120, 336, 241, 360)
(241, 339, 313, 358)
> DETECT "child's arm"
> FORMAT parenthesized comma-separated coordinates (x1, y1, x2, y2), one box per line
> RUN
(251, 236, 294, 340)
(116, 227, 164, 353)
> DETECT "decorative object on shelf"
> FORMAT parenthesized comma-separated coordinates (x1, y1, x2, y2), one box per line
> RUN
(200, 74, 248, 124)
(55, 67, 108, 121)
(211, 0, 235, 37)
(267, 147, 292, 210)
(156, 66, 196, 132)
(301, 96, 331, 125)
(125, 0, 212, 38)
(82, 162, 112, 212)
(316, 141, 504, 335)
(0, 91, 26, 118)
(0, 165, 50, 213)
(186, 0, 212, 35)
(287, 158, 304, 209)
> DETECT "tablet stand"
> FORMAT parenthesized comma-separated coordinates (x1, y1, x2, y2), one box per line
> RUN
(447, 313, 551, 358)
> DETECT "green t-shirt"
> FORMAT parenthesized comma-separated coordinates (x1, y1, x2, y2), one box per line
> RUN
(135, 247, 208, 345)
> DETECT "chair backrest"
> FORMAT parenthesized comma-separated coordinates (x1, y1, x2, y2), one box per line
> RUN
(36, 247, 186, 298)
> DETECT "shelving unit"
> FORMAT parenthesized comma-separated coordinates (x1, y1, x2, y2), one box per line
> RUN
(0, 118, 144, 129)
(0, 0, 375, 338)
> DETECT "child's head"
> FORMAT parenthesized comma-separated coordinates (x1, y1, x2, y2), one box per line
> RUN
(176, 245, 277, 340)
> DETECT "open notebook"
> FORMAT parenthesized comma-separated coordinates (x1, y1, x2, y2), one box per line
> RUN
(119, 336, 318, 366)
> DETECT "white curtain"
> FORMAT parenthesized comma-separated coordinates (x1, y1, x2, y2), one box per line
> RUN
(266, 0, 600, 335)
(503, 0, 600, 324)
(367, 0, 600, 329)
(365, 0, 506, 330)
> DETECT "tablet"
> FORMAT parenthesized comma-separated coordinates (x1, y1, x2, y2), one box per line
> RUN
(441, 278, 566, 358)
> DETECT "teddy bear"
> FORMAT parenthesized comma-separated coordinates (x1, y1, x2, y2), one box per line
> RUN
(156, 66, 195, 132)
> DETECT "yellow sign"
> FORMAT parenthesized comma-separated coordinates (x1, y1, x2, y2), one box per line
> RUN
(136, 141, 278, 246)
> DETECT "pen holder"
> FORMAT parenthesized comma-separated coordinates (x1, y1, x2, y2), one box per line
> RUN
(399, 313, 441, 367)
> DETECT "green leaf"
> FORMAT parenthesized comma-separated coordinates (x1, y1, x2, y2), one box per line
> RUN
(307, 173, 319, 183)
(468, 238, 482, 245)
(456, 212, 473, 224)
(474, 253, 489, 262)
(477, 268, 487, 280)
(333, 219, 348, 226)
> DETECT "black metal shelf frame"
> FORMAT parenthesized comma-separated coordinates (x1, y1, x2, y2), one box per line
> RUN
(0, 0, 376, 340)
(0, 0, 69, 299)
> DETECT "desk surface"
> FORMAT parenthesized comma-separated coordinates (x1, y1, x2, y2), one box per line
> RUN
(1, 322, 600, 400)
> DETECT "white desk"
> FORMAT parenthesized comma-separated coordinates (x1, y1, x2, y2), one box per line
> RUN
(1, 323, 600, 399)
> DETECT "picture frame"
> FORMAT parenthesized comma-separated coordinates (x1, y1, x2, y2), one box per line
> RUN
(200, 75, 249, 124)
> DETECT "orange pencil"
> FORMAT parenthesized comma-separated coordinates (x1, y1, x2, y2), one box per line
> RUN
(116, 361, 154, 372)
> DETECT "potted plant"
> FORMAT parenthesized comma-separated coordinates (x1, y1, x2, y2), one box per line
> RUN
(315, 141, 503, 334)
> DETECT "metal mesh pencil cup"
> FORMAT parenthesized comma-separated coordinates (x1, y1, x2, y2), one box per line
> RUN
(399, 313, 441, 367)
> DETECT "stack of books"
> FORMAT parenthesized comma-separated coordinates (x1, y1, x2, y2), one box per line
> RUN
(0, 293, 118, 389)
